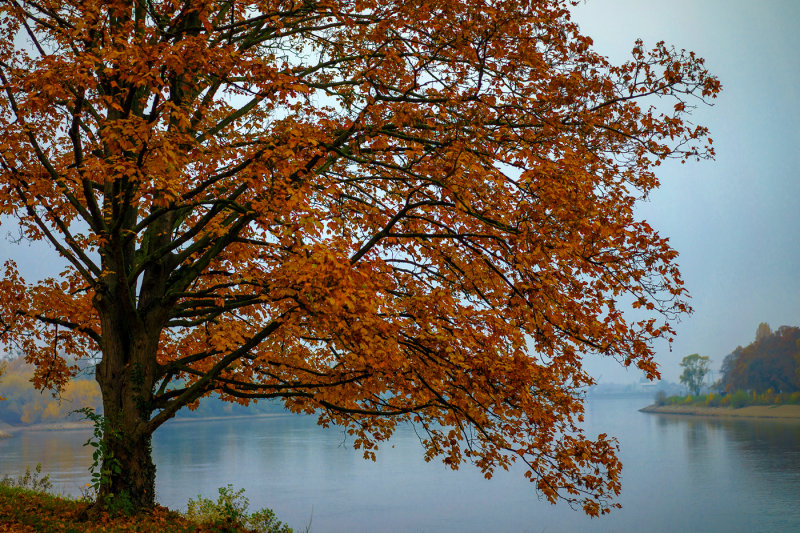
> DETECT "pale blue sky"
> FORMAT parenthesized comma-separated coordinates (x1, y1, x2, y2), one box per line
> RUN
(572, 0, 800, 382)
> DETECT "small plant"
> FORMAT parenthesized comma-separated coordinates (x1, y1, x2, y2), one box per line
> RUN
(0, 463, 53, 493)
(186, 484, 293, 533)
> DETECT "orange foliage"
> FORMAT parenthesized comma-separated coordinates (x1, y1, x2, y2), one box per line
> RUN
(0, 0, 719, 514)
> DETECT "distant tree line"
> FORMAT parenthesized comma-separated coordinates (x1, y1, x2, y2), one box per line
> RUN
(0, 357, 101, 425)
(0, 356, 286, 426)
(719, 323, 800, 394)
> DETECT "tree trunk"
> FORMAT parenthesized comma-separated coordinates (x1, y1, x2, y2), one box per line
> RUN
(93, 292, 160, 511)
(95, 414, 157, 511)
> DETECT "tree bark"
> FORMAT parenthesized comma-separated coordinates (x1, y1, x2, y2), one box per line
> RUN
(93, 289, 160, 511)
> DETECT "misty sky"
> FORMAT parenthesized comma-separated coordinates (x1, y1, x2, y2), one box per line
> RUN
(573, 0, 800, 382)
(1, 1, 797, 385)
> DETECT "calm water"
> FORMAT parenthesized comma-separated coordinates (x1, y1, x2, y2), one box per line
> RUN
(2, 396, 799, 532)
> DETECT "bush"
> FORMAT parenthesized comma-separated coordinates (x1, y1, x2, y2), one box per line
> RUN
(730, 390, 751, 408)
(705, 392, 721, 407)
(186, 485, 292, 533)
(0, 464, 53, 493)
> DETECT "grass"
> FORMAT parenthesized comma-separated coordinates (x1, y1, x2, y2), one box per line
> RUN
(0, 465, 297, 533)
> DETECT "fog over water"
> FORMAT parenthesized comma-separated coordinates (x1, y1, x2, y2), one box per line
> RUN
(2, 396, 799, 532)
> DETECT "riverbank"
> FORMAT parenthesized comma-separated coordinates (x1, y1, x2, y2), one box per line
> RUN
(640, 403, 800, 420)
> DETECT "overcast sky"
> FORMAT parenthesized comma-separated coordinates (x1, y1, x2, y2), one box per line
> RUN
(572, 0, 800, 382)
(2, 1, 798, 385)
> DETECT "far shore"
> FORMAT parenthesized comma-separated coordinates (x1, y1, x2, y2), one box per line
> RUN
(0, 412, 294, 438)
(640, 403, 800, 420)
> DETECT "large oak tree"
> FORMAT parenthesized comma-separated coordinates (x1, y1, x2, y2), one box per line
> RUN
(0, 0, 719, 515)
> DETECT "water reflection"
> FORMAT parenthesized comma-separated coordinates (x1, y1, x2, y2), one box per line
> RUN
(2, 400, 800, 532)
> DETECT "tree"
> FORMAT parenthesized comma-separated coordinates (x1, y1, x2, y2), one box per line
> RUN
(0, 0, 719, 516)
(679, 354, 711, 396)
(755, 322, 772, 342)
(721, 325, 800, 394)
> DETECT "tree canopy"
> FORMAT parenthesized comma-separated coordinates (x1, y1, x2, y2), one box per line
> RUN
(679, 353, 710, 396)
(0, 0, 718, 516)
(721, 325, 800, 394)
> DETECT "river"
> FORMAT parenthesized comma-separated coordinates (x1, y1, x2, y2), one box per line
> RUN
(2, 395, 799, 532)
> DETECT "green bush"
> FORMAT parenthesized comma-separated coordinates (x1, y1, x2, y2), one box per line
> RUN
(186, 485, 292, 533)
(0, 463, 53, 493)
(730, 390, 751, 408)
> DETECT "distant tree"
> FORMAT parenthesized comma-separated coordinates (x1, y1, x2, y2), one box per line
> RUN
(755, 322, 772, 342)
(679, 354, 711, 396)
(720, 325, 800, 393)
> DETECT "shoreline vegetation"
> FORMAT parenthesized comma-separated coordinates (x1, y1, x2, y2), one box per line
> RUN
(641, 388, 800, 421)
(0, 468, 296, 532)
(640, 403, 800, 420)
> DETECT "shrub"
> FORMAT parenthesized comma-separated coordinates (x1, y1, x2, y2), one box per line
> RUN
(186, 485, 292, 533)
(705, 392, 721, 407)
(730, 390, 751, 408)
(0, 463, 53, 493)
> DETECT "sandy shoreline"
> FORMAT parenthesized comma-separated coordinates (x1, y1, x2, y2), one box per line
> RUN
(640, 403, 800, 420)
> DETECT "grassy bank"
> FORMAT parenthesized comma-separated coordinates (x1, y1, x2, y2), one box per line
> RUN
(640, 403, 800, 419)
(0, 466, 296, 532)
(642, 390, 800, 419)
(654, 390, 800, 409)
